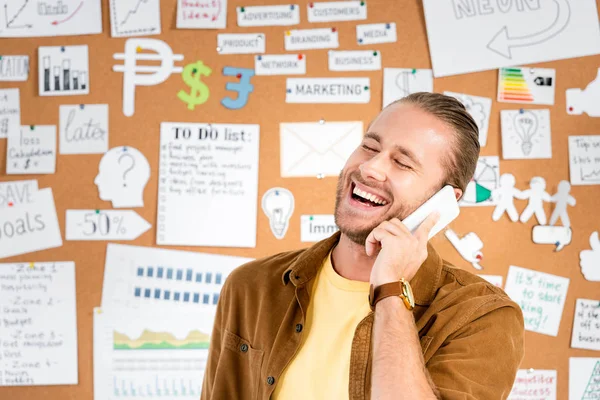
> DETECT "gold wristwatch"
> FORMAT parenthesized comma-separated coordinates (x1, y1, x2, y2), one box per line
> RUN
(368, 278, 415, 311)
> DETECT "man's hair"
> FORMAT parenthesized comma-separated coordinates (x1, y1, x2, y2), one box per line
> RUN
(393, 92, 481, 197)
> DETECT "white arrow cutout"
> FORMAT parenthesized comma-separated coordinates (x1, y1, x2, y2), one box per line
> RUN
(66, 210, 151, 241)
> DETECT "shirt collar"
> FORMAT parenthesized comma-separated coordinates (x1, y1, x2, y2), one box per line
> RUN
(281, 232, 443, 306)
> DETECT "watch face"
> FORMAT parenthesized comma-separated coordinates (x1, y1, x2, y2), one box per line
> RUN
(400, 279, 416, 309)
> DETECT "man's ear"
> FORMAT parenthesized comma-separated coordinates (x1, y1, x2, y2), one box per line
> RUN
(454, 188, 463, 201)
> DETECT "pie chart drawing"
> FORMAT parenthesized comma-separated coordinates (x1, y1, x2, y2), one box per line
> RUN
(460, 156, 499, 207)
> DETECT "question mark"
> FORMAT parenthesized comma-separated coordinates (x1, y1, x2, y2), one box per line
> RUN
(118, 153, 135, 187)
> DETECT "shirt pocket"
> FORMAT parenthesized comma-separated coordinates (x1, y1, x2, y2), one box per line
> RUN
(216, 329, 264, 400)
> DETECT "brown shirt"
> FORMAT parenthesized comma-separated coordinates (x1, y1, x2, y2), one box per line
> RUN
(201, 232, 524, 400)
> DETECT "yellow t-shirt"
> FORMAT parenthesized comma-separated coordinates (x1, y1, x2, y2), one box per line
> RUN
(272, 251, 372, 399)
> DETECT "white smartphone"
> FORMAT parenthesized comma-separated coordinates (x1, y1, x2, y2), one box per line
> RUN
(401, 185, 460, 240)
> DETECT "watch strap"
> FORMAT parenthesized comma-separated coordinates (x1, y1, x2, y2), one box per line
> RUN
(369, 281, 403, 311)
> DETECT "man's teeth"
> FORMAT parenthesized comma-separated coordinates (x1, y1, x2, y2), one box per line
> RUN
(352, 186, 388, 205)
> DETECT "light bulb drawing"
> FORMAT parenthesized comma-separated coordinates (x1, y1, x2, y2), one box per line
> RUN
(261, 187, 295, 240)
(513, 110, 539, 156)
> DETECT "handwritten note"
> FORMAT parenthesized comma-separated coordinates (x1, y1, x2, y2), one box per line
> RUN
(0, 88, 20, 138)
(59, 104, 109, 154)
(177, 0, 227, 29)
(508, 369, 557, 400)
(0, 55, 29, 81)
(569, 135, 600, 185)
(157, 123, 259, 248)
(571, 299, 600, 351)
(0, 261, 77, 386)
(504, 266, 569, 336)
(0, 180, 37, 208)
(7, 125, 56, 175)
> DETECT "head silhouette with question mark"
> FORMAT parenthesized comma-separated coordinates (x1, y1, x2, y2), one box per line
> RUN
(94, 146, 150, 208)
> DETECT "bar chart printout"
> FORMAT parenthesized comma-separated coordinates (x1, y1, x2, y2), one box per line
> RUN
(38, 45, 90, 96)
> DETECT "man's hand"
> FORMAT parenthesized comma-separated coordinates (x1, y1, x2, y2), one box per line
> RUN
(366, 213, 439, 287)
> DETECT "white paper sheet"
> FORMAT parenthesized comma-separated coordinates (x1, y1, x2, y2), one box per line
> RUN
(0, 55, 29, 81)
(7, 125, 57, 175)
(217, 33, 265, 54)
(0, 88, 20, 138)
(460, 156, 500, 207)
(280, 121, 363, 178)
(0, 261, 77, 386)
(177, 0, 227, 29)
(328, 50, 381, 71)
(567, 68, 600, 117)
(0, 180, 37, 208)
(255, 54, 306, 76)
(66, 210, 151, 241)
(0, 0, 102, 38)
(284, 28, 339, 51)
(501, 109, 552, 160)
(286, 77, 370, 103)
(301, 215, 339, 242)
(569, 136, 600, 186)
(570, 358, 600, 399)
(356, 22, 396, 45)
(571, 299, 600, 351)
(504, 265, 569, 337)
(307, 1, 367, 22)
(422, 0, 600, 77)
(237, 4, 300, 26)
(443, 91, 492, 147)
(38, 45, 89, 96)
(59, 104, 108, 154)
(157, 123, 259, 248)
(101, 244, 252, 312)
(508, 369, 557, 400)
(498, 67, 556, 105)
(109, 0, 161, 37)
(382, 68, 433, 108)
(94, 307, 215, 400)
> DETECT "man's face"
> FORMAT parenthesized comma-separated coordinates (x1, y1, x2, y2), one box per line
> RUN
(334, 103, 458, 246)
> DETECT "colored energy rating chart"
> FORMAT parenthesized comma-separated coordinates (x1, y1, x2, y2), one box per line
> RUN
(497, 67, 556, 105)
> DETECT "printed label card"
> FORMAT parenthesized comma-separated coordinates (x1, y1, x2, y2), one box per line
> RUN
(569, 136, 600, 186)
(0, 180, 37, 208)
(504, 265, 569, 337)
(284, 28, 339, 51)
(0, 55, 29, 81)
(443, 92, 492, 147)
(38, 45, 89, 96)
(7, 126, 57, 175)
(460, 156, 500, 207)
(328, 50, 381, 71)
(237, 4, 300, 26)
(501, 109, 552, 159)
(508, 369, 557, 400)
(383, 68, 433, 108)
(109, 0, 161, 37)
(177, 0, 227, 29)
(307, 1, 367, 23)
(572, 299, 600, 351)
(59, 104, 109, 154)
(255, 54, 306, 76)
(301, 215, 339, 242)
(356, 22, 397, 45)
(217, 33, 265, 55)
(286, 77, 370, 103)
(0, 88, 20, 138)
(570, 358, 600, 400)
(498, 67, 556, 105)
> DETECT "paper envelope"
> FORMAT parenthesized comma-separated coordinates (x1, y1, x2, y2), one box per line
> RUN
(280, 121, 363, 177)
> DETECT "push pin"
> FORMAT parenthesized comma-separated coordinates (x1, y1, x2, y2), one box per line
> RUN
(317, 173, 325, 179)
(519, 108, 524, 114)
(216, 46, 222, 53)
(319, 118, 325, 125)
(79, 104, 85, 110)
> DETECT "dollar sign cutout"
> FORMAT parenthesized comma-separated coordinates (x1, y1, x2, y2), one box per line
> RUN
(178, 61, 212, 110)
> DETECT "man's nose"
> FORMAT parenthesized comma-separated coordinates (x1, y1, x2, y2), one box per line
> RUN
(359, 154, 387, 182)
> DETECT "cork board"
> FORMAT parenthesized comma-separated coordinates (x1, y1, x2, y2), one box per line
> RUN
(0, 1, 599, 398)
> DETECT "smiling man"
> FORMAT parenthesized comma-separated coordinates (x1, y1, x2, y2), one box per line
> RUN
(201, 92, 524, 400)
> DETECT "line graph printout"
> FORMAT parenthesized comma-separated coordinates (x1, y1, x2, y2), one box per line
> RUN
(94, 307, 215, 400)
(569, 136, 600, 186)
(422, 0, 600, 77)
(0, 0, 102, 38)
(109, 0, 161, 38)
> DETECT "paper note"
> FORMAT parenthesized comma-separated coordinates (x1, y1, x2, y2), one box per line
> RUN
(0, 55, 29, 81)
(569, 136, 600, 186)
(59, 104, 108, 154)
(0, 261, 77, 386)
(0, 0, 102, 38)
(501, 109, 552, 160)
(504, 265, 569, 337)
(237, 4, 300, 26)
(255, 54, 306, 76)
(460, 156, 500, 207)
(177, 0, 227, 29)
(498, 67, 556, 105)
(571, 299, 600, 351)
(443, 92, 492, 147)
(94, 307, 215, 400)
(101, 243, 252, 311)
(286, 77, 370, 104)
(284, 28, 339, 51)
(217, 33, 265, 55)
(301, 215, 339, 242)
(7, 125, 57, 175)
(508, 369, 557, 400)
(0, 88, 20, 139)
(567, 68, 600, 117)
(570, 358, 600, 400)
(307, 1, 366, 22)
(382, 68, 433, 108)
(356, 22, 396, 45)
(478, 275, 503, 288)
(328, 50, 381, 71)
(66, 210, 151, 241)
(0, 180, 37, 208)
(280, 121, 362, 177)
(38, 45, 89, 96)
(109, 0, 161, 37)
(422, 0, 600, 77)
(157, 123, 260, 248)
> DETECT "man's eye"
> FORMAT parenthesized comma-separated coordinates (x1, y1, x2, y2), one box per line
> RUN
(362, 144, 377, 152)
(394, 160, 411, 170)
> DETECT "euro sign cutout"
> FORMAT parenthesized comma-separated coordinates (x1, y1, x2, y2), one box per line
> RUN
(113, 39, 184, 117)
(178, 61, 211, 110)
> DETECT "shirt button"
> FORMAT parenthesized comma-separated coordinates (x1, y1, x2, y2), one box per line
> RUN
(240, 344, 248, 353)
(295, 324, 303, 333)
(267, 376, 275, 385)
